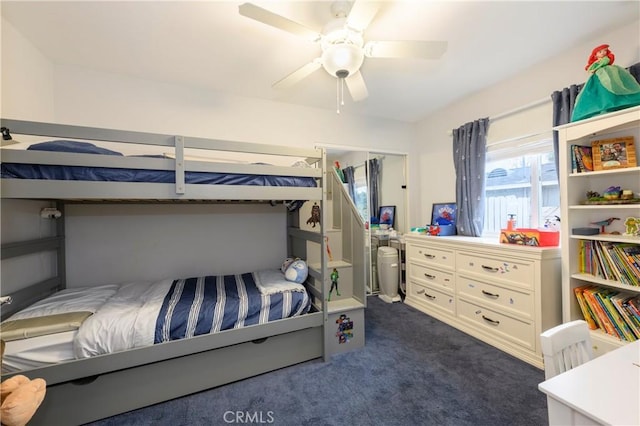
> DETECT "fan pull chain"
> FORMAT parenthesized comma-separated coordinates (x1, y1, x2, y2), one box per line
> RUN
(336, 78, 340, 114)
(336, 77, 346, 114)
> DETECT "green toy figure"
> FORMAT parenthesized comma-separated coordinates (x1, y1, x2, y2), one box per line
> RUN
(328, 268, 340, 301)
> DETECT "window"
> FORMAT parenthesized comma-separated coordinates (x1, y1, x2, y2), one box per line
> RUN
(352, 165, 369, 222)
(483, 138, 560, 236)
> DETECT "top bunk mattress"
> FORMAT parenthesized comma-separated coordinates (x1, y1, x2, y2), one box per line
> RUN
(1, 140, 318, 188)
(0, 119, 324, 201)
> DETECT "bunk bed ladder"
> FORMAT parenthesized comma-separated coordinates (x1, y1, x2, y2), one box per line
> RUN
(0, 201, 66, 321)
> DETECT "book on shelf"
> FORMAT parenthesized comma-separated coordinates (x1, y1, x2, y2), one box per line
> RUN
(617, 244, 640, 276)
(582, 286, 618, 337)
(577, 286, 640, 342)
(570, 144, 594, 173)
(571, 145, 578, 173)
(611, 293, 640, 339)
(601, 291, 637, 341)
(574, 285, 598, 329)
(627, 298, 640, 326)
(578, 240, 640, 287)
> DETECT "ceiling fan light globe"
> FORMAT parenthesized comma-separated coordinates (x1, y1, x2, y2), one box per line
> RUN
(322, 43, 364, 78)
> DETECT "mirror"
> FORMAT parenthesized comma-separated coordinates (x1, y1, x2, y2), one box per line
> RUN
(326, 149, 407, 297)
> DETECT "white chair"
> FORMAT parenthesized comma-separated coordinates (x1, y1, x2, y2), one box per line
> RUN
(539, 320, 594, 380)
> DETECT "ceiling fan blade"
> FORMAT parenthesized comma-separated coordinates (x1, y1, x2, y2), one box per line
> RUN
(364, 40, 448, 59)
(345, 71, 368, 102)
(239, 3, 321, 42)
(273, 59, 323, 89)
(346, 0, 380, 32)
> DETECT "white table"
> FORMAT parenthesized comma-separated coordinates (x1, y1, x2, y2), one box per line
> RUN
(538, 339, 640, 425)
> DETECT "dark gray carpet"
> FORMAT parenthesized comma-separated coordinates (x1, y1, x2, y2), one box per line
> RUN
(87, 296, 548, 426)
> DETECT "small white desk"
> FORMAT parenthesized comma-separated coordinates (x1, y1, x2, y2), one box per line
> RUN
(538, 340, 640, 425)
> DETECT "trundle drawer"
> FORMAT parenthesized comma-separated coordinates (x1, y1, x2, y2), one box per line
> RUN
(407, 244, 454, 269)
(457, 276, 533, 319)
(457, 299, 535, 350)
(456, 252, 534, 289)
(409, 281, 455, 315)
(409, 262, 455, 292)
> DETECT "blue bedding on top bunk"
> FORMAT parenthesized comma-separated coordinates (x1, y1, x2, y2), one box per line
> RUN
(155, 273, 310, 343)
(0, 140, 317, 188)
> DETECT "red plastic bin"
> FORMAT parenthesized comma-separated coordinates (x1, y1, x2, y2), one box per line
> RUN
(499, 228, 560, 247)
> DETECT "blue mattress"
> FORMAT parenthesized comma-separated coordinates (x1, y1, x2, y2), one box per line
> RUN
(1, 140, 317, 188)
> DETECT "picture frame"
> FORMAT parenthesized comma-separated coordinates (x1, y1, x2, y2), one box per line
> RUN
(431, 202, 457, 228)
(591, 136, 637, 171)
(378, 205, 395, 227)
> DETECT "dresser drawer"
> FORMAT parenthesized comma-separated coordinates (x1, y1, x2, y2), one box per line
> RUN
(457, 299, 535, 350)
(457, 276, 533, 319)
(409, 262, 455, 292)
(456, 252, 534, 289)
(408, 281, 455, 315)
(407, 244, 454, 269)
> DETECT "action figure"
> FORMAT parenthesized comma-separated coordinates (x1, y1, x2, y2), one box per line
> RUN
(328, 268, 340, 301)
(306, 202, 321, 228)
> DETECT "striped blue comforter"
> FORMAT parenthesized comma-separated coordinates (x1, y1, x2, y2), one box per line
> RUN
(154, 273, 310, 343)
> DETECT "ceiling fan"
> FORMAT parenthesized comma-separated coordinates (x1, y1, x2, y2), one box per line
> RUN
(239, 1, 447, 110)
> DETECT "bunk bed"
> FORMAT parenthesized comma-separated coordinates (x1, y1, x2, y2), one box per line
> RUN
(0, 119, 328, 425)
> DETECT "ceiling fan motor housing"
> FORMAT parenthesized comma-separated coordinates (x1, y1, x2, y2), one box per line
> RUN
(321, 17, 365, 78)
(322, 43, 364, 78)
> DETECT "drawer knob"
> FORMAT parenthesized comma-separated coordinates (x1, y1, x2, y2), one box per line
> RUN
(424, 273, 435, 279)
(481, 290, 500, 298)
(417, 289, 425, 295)
(424, 253, 435, 259)
(482, 315, 500, 325)
(424, 293, 436, 300)
(481, 265, 499, 273)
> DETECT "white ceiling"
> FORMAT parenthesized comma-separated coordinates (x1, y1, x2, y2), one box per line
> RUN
(2, 1, 639, 123)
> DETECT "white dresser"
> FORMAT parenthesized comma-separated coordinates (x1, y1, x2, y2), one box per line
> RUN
(404, 235, 562, 368)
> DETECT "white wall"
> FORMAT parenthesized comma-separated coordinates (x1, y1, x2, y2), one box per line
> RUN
(0, 18, 55, 121)
(413, 19, 640, 227)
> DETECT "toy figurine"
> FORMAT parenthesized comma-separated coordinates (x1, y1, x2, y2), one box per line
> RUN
(328, 268, 340, 301)
(325, 236, 333, 262)
(571, 44, 640, 122)
(624, 217, 640, 236)
(590, 217, 620, 233)
(306, 202, 321, 228)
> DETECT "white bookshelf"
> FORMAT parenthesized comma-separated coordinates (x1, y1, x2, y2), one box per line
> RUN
(556, 106, 640, 357)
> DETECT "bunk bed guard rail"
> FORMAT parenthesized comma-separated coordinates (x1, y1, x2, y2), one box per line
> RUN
(0, 119, 324, 201)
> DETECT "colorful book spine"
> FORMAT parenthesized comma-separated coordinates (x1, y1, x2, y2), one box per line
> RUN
(574, 285, 598, 329)
(578, 146, 593, 172)
(573, 145, 585, 172)
(571, 145, 579, 173)
(601, 291, 636, 341)
(627, 298, 640, 325)
(583, 287, 616, 336)
(612, 293, 640, 339)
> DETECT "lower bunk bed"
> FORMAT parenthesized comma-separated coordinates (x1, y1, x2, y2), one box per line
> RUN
(1, 258, 324, 425)
(0, 118, 328, 425)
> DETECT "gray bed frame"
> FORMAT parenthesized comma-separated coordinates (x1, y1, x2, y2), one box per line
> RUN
(0, 119, 328, 425)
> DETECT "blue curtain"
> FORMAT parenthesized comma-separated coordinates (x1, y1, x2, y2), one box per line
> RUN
(452, 118, 489, 236)
(343, 166, 356, 202)
(551, 84, 582, 178)
(367, 158, 380, 221)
